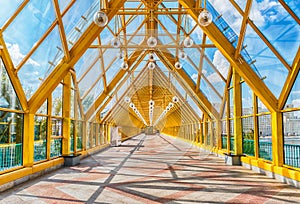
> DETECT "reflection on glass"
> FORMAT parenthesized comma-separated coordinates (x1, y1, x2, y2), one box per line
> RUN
(242, 117, 254, 156)
(52, 83, 63, 117)
(241, 81, 253, 116)
(285, 71, 300, 109)
(221, 120, 227, 149)
(0, 111, 23, 171)
(0, 59, 22, 110)
(77, 121, 83, 150)
(34, 116, 47, 162)
(50, 118, 62, 158)
(258, 114, 272, 161)
(283, 111, 300, 168)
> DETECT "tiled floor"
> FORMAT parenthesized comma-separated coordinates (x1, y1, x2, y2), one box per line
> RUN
(1, 134, 300, 203)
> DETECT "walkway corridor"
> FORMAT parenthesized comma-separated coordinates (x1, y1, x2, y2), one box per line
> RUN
(1, 134, 300, 203)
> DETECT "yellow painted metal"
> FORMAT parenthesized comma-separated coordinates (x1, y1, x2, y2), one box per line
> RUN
(156, 49, 220, 120)
(234, 0, 252, 59)
(52, 0, 70, 61)
(179, 0, 278, 113)
(62, 73, 71, 155)
(23, 113, 35, 167)
(253, 94, 259, 159)
(28, 0, 126, 113)
(0, 36, 28, 111)
(233, 69, 243, 155)
(279, 47, 300, 109)
(47, 96, 52, 160)
(271, 111, 284, 167)
(85, 49, 146, 120)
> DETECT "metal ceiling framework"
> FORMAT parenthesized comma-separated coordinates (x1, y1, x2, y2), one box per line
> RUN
(0, 0, 299, 130)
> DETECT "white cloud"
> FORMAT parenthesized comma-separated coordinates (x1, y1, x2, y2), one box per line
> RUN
(212, 50, 229, 78)
(6, 43, 40, 67)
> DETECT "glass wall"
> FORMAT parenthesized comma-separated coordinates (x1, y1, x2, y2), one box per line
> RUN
(258, 114, 272, 161)
(34, 116, 47, 162)
(0, 111, 23, 171)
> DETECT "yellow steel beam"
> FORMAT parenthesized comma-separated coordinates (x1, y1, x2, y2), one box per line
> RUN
(94, 53, 147, 122)
(234, 0, 252, 59)
(28, 0, 126, 113)
(156, 48, 220, 120)
(271, 111, 284, 166)
(179, 0, 277, 112)
(62, 73, 71, 155)
(278, 47, 300, 109)
(233, 69, 243, 155)
(0, 36, 28, 111)
(52, 0, 70, 61)
(85, 49, 146, 120)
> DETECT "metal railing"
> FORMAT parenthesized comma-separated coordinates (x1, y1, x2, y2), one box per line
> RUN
(0, 143, 22, 171)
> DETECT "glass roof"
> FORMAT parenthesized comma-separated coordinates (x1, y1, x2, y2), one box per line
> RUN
(0, 0, 298, 126)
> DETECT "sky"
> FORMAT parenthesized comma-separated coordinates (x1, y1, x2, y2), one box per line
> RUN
(0, 0, 298, 112)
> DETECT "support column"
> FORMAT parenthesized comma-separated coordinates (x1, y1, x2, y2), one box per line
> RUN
(62, 73, 71, 155)
(272, 111, 284, 167)
(23, 113, 35, 167)
(233, 69, 243, 155)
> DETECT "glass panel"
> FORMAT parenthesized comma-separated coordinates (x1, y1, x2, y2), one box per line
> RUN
(257, 96, 269, 113)
(208, 49, 229, 79)
(77, 121, 83, 150)
(50, 118, 62, 158)
(36, 100, 47, 115)
(258, 114, 272, 161)
(285, 72, 300, 109)
(106, 62, 121, 84)
(221, 120, 227, 149)
(82, 79, 103, 112)
(63, 0, 98, 49)
(0, 59, 22, 110)
(242, 117, 254, 156)
(75, 48, 99, 79)
(212, 121, 217, 146)
(234, 0, 247, 11)
(283, 0, 300, 19)
(283, 110, 300, 168)
(208, 0, 243, 34)
(78, 60, 102, 97)
(34, 116, 47, 162)
(242, 81, 253, 116)
(244, 25, 288, 98)
(4, 0, 56, 67)
(200, 79, 222, 111)
(52, 83, 63, 116)
(18, 26, 63, 99)
(0, 111, 23, 171)
(207, 121, 211, 146)
(229, 119, 234, 152)
(229, 88, 234, 118)
(70, 120, 75, 153)
(58, 0, 71, 12)
(186, 95, 203, 118)
(250, 0, 300, 65)
(0, 0, 22, 28)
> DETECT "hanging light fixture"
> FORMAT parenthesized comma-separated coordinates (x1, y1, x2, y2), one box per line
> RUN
(149, 100, 155, 106)
(183, 36, 194, 48)
(168, 102, 174, 108)
(93, 0, 108, 27)
(174, 61, 182, 69)
(149, 52, 155, 61)
(124, 96, 131, 103)
(178, 49, 187, 60)
(111, 15, 122, 48)
(198, 0, 212, 27)
(93, 11, 108, 27)
(172, 96, 179, 103)
(148, 61, 156, 70)
(121, 60, 128, 70)
(147, 36, 157, 48)
(111, 37, 121, 48)
(182, 14, 194, 48)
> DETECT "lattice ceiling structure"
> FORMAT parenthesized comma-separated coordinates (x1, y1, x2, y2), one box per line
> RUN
(0, 0, 299, 129)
